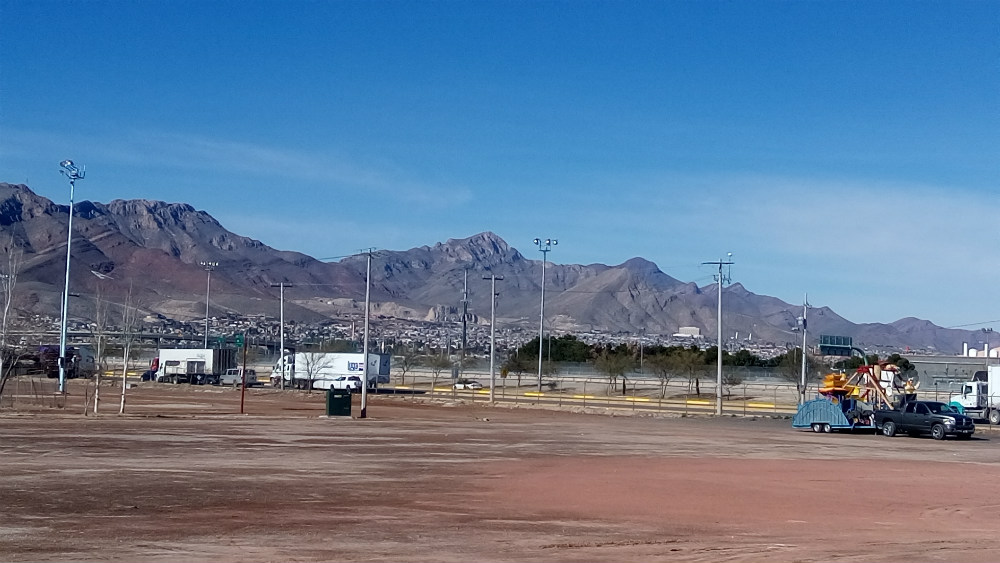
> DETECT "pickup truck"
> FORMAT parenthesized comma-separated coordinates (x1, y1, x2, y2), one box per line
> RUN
(875, 400, 975, 440)
(330, 376, 363, 392)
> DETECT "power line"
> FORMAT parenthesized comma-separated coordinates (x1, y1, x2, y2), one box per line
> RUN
(946, 320, 1000, 329)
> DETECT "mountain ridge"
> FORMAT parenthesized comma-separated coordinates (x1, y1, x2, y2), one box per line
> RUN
(0, 182, 982, 354)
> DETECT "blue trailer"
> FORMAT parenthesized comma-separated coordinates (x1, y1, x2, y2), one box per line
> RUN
(792, 397, 877, 433)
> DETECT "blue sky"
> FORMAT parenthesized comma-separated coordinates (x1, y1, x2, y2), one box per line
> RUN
(1, 0, 998, 328)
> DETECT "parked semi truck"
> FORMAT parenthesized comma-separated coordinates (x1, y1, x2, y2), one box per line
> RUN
(270, 352, 390, 390)
(949, 365, 1000, 424)
(154, 348, 238, 385)
(38, 345, 96, 379)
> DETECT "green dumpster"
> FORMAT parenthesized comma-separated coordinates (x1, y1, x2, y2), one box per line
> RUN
(326, 388, 352, 417)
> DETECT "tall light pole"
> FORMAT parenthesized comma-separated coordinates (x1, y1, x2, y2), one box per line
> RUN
(360, 248, 375, 419)
(984, 328, 994, 364)
(639, 329, 645, 374)
(799, 294, 810, 405)
(484, 273, 504, 403)
(533, 238, 557, 393)
(270, 282, 292, 390)
(460, 268, 469, 377)
(703, 254, 733, 416)
(57, 160, 84, 393)
(200, 261, 218, 348)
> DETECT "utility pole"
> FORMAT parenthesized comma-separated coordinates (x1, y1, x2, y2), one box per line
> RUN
(800, 294, 809, 405)
(483, 273, 504, 403)
(461, 268, 468, 377)
(533, 238, 557, 393)
(639, 329, 645, 374)
(200, 261, 219, 349)
(270, 283, 292, 390)
(360, 248, 376, 419)
(703, 254, 733, 416)
(57, 160, 84, 393)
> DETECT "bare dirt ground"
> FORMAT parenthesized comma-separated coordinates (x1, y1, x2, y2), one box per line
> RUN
(3, 383, 1000, 562)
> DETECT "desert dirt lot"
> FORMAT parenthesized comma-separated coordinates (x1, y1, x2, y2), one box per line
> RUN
(4, 384, 1000, 562)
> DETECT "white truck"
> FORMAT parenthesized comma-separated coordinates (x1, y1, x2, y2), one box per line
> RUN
(271, 352, 390, 390)
(949, 365, 1000, 424)
(219, 368, 258, 387)
(154, 348, 238, 385)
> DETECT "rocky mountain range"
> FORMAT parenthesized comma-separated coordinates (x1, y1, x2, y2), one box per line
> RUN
(0, 182, 983, 354)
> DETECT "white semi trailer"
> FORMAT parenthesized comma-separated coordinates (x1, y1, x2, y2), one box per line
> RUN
(270, 352, 390, 390)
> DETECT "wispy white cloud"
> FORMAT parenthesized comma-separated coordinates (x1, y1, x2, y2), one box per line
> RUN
(525, 170, 997, 325)
(2, 127, 474, 207)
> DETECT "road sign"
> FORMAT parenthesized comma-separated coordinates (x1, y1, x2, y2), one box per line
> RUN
(819, 335, 853, 356)
(235, 333, 244, 348)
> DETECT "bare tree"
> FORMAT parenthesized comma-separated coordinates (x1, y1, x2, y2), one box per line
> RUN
(594, 350, 634, 395)
(668, 348, 707, 396)
(777, 348, 825, 395)
(394, 347, 418, 385)
(297, 352, 335, 391)
(502, 354, 531, 389)
(0, 239, 21, 403)
(722, 371, 744, 399)
(119, 283, 142, 414)
(425, 354, 453, 392)
(646, 353, 675, 399)
(90, 282, 111, 414)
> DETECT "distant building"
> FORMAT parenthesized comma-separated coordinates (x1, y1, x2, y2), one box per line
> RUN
(962, 342, 999, 358)
(673, 326, 702, 338)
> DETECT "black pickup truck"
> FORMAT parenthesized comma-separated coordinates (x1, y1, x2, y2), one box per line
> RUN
(875, 400, 975, 440)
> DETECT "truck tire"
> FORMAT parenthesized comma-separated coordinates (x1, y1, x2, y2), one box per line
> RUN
(882, 421, 897, 437)
(989, 410, 1000, 426)
(931, 424, 946, 440)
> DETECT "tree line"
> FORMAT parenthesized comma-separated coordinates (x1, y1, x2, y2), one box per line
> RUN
(387, 333, 918, 399)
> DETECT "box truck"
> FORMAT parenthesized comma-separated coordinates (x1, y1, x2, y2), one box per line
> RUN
(271, 352, 390, 390)
(154, 348, 238, 385)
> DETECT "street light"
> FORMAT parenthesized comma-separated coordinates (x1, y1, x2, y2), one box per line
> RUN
(200, 261, 218, 348)
(270, 282, 292, 390)
(57, 160, 84, 393)
(360, 248, 376, 419)
(703, 253, 733, 416)
(799, 294, 810, 405)
(533, 238, 556, 393)
(984, 328, 994, 364)
(483, 273, 504, 403)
